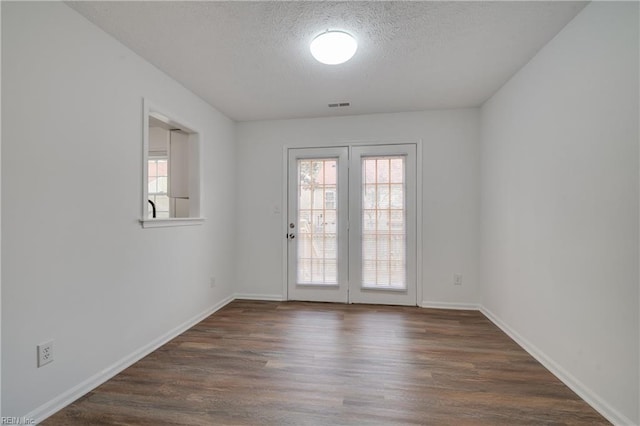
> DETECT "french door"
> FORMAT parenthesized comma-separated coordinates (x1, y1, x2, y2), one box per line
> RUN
(287, 144, 417, 306)
(286, 147, 349, 303)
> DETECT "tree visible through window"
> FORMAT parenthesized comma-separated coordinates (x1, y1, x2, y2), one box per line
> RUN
(148, 157, 170, 218)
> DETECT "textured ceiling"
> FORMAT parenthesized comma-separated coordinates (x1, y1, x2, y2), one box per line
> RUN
(67, 1, 587, 121)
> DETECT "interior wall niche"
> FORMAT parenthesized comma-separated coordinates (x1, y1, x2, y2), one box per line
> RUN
(141, 99, 203, 228)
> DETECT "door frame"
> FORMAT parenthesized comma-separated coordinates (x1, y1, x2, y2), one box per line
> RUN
(281, 139, 423, 305)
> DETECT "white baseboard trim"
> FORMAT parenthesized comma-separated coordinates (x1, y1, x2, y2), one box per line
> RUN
(234, 293, 284, 301)
(28, 295, 235, 424)
(479, 306, 634, 426)
(420, 300, 480, 310)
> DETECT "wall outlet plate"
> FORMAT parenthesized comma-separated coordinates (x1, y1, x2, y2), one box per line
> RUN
(37, 340, 54, 367)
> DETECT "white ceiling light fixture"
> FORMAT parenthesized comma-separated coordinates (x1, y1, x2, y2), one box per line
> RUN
(310, 30, 358, 65)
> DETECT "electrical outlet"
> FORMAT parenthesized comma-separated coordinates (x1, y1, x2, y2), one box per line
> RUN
(453, 273, 463, 286)
(210, 277, 216, 288)
(37, 340, 54, 367)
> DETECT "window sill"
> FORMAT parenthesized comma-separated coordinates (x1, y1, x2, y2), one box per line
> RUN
(139, 217, 205, 228)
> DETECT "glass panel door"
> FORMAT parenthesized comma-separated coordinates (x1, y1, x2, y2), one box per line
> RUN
(287, 144, 417, 306)
(349, 145, 417, 305)
(287, 147, 348, 303)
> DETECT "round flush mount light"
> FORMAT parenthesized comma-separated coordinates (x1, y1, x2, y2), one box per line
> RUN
(310, 30, 358, 65)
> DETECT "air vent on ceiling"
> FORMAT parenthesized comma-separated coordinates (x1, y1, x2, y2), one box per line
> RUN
(328, 102, 350, 108)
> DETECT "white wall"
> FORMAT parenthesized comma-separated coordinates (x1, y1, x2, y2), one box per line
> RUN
(236, 110, 481, 308)
(3, 1, 636, 424)
(1, 2, 236, 418)
(480, 2, 639, 424)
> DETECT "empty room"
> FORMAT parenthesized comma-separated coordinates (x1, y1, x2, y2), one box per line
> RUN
(1, 1, 638, 425)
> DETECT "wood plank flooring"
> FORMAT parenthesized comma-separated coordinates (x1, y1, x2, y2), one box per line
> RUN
(44, 300, 608, 425)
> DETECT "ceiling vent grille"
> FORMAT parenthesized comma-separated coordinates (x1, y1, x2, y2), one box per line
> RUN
(328, 102, 350, 108)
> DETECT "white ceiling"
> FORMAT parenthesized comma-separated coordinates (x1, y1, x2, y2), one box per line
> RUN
(67, 1, 587, 122)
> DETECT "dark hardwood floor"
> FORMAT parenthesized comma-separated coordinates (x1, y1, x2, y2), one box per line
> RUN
(44, 300, 608, 425)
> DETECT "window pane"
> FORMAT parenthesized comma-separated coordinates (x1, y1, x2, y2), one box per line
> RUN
(148, 179, 157, 194)
(376, 159, 389, 182)
(390, 158, 403, 182)
(311, 161, 322, 183)
(156, 195, 169, 213)
(299, 210, 311, 228)
(157, 159, 168, 176)
(363, 210, 376, 232)
(311, 259, 325, 282)
(377, 185, 389, 209)
(324, 188, 336, 209)
(361, 156, 406, 289)
(298, 232, 312, 258)
(324, 209, 336, 224)
(390, 234, 405, 260)
(377, 210, 390, 232)
(376, 238, 389, 259)
(362, 234, 376, 260)
(363, 185, 376, 209)
(314, 189, 324, 211)
(148, 161, 157, 177)
(362, 260, 376, 285)
(390, 184, 403, 209)
(324, 161, 336, 185)
(296, 158, 338, 285)
(377, 260, 390, 286)
(324, 234, 337, 258)
(298, 259, 311, 282)
(390, 210, 404, 232)
(157, 176, 168, 193)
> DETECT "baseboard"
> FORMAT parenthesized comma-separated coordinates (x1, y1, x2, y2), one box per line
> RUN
(28, 295, 235, 424)
(420, 300, 480, 310)
(234, 293, 284, 301)
(479, 305, 635, 426)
